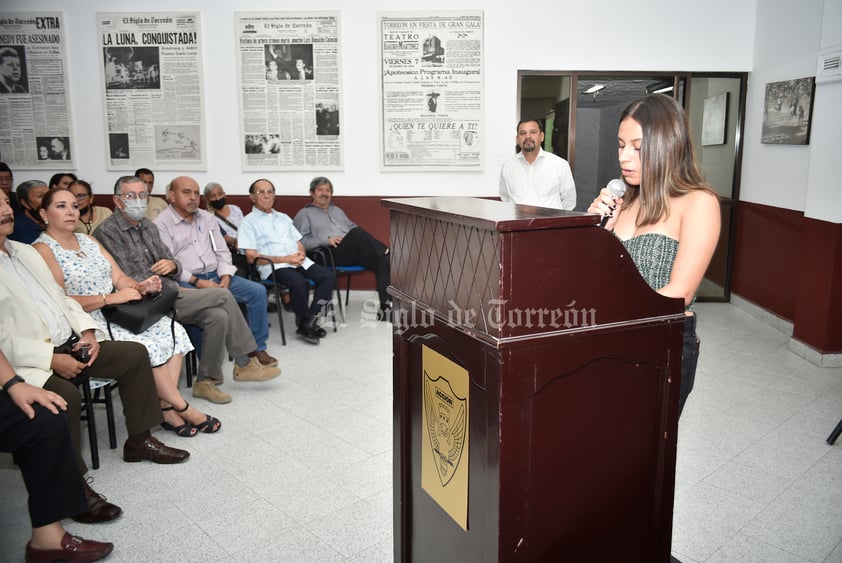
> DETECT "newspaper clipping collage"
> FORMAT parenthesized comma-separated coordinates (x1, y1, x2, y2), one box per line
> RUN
(0, 10, 483, 172)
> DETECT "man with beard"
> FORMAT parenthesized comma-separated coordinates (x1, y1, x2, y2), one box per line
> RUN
(498, 117, 576, 210)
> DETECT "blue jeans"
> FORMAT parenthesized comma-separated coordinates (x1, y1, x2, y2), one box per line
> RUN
(184, 272, 270, 351)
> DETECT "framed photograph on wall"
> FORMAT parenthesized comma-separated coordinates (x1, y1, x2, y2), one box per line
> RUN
(701, 92, 728, 146)
(761, 77, 815, 145)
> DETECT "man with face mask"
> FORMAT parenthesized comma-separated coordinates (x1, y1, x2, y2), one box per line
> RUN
(94, 176, 280, 405)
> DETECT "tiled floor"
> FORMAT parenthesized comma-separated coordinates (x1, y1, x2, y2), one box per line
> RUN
(1, 296, 840, 562)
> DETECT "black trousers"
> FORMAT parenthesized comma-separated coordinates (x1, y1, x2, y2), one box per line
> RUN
(44, 340, 162, 475)
(270, 263, 336, 327)
(330, 227, 391, 309)
(679, 314, 700, 417)
(0, 397, 87, 528)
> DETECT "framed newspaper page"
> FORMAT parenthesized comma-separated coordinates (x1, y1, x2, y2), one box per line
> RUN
(97, 12, 206, 171)
(235, 12, 343, 171)
(0, 13, 76, 170)
(379, 11, 483, 171)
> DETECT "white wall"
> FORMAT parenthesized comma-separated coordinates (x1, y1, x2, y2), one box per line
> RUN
(4, 0, 758, 197)
(741, 0, 842, 223)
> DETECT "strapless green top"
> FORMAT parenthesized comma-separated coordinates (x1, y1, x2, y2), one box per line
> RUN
(620, 233, 678, 293)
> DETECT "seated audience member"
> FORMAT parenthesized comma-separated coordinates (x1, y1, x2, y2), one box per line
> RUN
(1, 349, 114, 563)
(0, 191, 190, 524)
(294, 176, 392, 319)
(48, 172, 77, 191)
(205, 181, 248, 277)
(135, 167, 168, 219)
(94, 176, 279, 405)
(69, 179, 113, 235)
(154, 176, 277, 368)
(238, 178, 336, 345)
(0, 161, 19, 213)
(11, 180, 48, 243)
(34, 188, 220, 438)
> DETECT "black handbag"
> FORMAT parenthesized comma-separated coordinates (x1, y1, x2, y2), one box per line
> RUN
(102, 283, 178, 334)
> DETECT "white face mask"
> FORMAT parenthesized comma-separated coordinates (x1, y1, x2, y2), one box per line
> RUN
(124, 199, 147, 221)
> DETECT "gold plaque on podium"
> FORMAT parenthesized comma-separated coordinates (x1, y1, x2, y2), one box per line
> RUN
(421, 345, 470, 530)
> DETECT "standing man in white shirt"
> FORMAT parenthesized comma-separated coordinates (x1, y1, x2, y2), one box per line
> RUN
(498, 117, 576, 210)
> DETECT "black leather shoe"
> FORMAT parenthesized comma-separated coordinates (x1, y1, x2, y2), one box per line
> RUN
(72, 480, 122, 524)
(25, 532, 113, 563)
(123, 435, 189, 464)
(295, 327, 320, 345)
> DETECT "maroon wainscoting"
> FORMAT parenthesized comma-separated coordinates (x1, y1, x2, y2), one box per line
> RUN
(792, 217, 842, 352)
(732, 201, 802, 321)
(94, 194, 394, 292)
(732, 201, 842, 354)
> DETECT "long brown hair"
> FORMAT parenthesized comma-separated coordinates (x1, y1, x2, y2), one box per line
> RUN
(620, 95, 716, 225)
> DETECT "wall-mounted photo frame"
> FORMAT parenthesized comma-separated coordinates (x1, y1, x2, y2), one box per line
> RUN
(761, 76, 815, 145)
(701, 92, 728, 146)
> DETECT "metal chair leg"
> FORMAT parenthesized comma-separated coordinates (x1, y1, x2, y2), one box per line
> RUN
(104, 384, 117, 449)
(827, 418, 842, 445)
(77, 377, 100, 470)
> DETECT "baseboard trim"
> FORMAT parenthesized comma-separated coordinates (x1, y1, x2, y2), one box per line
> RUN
(731, 293, 841, 368)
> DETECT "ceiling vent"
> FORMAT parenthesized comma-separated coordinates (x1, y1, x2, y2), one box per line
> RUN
(816, 46, 842, 84)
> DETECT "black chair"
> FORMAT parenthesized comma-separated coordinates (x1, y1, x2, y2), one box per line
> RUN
(71, 374, 118, 470)
(250, 257, 288, 345)
(248, 257, 337, 344)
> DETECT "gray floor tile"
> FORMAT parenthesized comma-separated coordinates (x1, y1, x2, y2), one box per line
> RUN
(2, 298, 841, 562)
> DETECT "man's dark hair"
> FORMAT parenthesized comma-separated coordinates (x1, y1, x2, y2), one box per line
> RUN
(0, 162, 11, 175)
(16, 179, 47, 203)
(248, 178, 275, 194)
(134, 167, 154, 178)
(309, 176, 332, 194)
(517, 117, 544, 133)
(113, 175, 143, 195)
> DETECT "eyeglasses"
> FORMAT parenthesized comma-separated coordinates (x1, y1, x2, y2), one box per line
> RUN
(119, 192, 148, 200)
(253, 189, 275, 197)
(72, 193, 89, 200)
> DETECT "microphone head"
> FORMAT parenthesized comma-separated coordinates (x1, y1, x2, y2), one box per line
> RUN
(606, 179, 627, 198)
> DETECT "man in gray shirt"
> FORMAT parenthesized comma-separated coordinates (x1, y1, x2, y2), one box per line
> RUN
(293, 177, 391, 318)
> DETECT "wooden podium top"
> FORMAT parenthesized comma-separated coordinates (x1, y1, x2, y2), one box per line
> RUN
(383, 196, 684, 343)
(382, 196, 598, 232)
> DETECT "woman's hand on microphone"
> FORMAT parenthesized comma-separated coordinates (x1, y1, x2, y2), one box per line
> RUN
(588, 187, 622, 229)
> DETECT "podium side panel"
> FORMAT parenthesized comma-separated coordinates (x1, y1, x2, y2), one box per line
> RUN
(497, 322, 682, 562)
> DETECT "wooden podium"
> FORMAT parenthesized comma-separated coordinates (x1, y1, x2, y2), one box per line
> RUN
(383, 197, 686, 562)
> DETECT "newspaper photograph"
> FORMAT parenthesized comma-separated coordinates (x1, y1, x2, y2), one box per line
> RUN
(235, 12, 343, 171)
(379, 11, 483, 171)
(0, 13, 75, 169)
(97, 12, 205, 171)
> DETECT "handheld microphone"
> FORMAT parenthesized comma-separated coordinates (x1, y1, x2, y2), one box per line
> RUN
(599, 179, 627, 228)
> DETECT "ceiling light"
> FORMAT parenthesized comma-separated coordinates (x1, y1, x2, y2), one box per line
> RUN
(645, 80, 674, 95)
